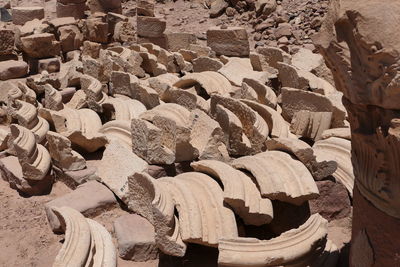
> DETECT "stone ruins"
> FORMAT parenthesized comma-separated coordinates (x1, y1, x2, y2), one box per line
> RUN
(0, 0, 395, 266)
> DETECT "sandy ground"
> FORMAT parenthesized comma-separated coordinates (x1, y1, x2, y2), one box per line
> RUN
(0, 178, 160, 267)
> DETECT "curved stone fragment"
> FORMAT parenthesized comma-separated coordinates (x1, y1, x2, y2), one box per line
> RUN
(232, 151, 319, 205)
(140, 103, 191, 127)
(321, 127, 351, 140)
(102, 97, 146, 121)
(211, 95, 268, 153)
(159, 172, 238, 246)
(44, 84, 63, 111)
(277, 62, 336, 95)
(11, 124, 51, 181)
(266, 137, 337, 180)
(288, 239, 338, 267)
(131, 119, 175, 165)
(127, 172, 187, 257)
(65, 90, 88, 110)
(218, 214, 328, 267)
(162, 87, 210, 113)
(140, 104, 199, 162)
(80, 74, 108, 112)
(148, 73, 180, 99)
(188, 109, 229, 161)
(46, 131, 86, 172)
(191, 160, 273, 225)
(130, 82, 160, 109)
(290, 110, 332, 141)
(138, 51, 167, 76)
(8, 99, 49, 142)
(242, 78, 277, 108)
(18, 82, 37, 106)
(218, 57, 270, 87)
(101, 46, 145, 79)
(313, 137, 354, 196)
(173, 71, 233, 98)
(281, 87, 346, 128)
(214, 104, 252, 156)
(100, 120, 132, 149)
(52, 207, 92, 267)
(0, 82, 23, 103)
(86, 219, 117, 267)
(241, 99, 291, 139)
(0, 127, 9, 152)
(53, 108, 108, 153)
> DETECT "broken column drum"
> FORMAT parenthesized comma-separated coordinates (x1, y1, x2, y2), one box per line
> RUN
(314, 0, 400, 266)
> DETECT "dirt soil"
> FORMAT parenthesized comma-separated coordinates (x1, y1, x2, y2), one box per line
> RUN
(0, 178, 159, 267)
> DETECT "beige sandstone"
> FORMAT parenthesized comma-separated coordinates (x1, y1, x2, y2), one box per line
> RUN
(21, 33, 61, 59)
(51, 206, 117, 267)
(137, 16, 166, 38)
(12, 6, 44, 25)
(97, 140, 148, 204)
(0, 28, 14, 55)
(207, 26, 250, 57)
(114, 214, 159, 261)
(45, 181, 117, 232)
(0, 60, 28, 80)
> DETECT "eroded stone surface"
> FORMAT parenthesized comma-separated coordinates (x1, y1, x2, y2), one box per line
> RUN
(114, 214, 159, 261)
(45, 180, 118, 232)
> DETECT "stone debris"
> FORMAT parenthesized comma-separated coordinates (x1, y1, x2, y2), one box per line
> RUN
(137, 16, 166, 38)
(0, 60, 28, 80)
(313, 137, 354, 196)
(0, 4, 356, 266)
(45, 180, 118, 232)
(12, 6, 44, 25)
(51, 206, 117, 267)
(114, 214, 158, 261)
(207, 26, 250, 57)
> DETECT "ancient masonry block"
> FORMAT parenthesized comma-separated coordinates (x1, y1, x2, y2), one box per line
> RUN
(51, 207, 117, 266)
(12, 6, 44, 25)
(56, 0, 86, 19)
(137, 16, 166, 38)
(207, 26, 250, 57)
(45, 180, 118, 232)
(114, 214, 158, 261)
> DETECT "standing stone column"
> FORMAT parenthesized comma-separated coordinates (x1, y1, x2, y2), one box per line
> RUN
(314, 0, 400, 266)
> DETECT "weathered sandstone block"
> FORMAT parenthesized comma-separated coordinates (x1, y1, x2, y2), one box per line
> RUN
(84, 17, 109, 44)
(38, 58, 61, 74)
(46, 131, 86, 172)
(12, 6, 44, 25)
(165, 32, 197, 52)
(114, 214, 159, 261)
(58, 25, 83, 53)
(0, 28, 14, 55)
(45, 181, 118, 232)
(137, 16, 166, 38)
(192, 56, 223, 72)
(0, 60, 28, 80)
(97, 140, 148, 204)
(137, 0, 155, 17)
(290, 110, 332, 141)
(207, 26, 249, 57)
(20, 33, 61, 59)
(56, 1, 86, 19)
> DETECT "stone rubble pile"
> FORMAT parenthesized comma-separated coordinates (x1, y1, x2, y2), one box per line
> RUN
(208, 0, 330, 52)
(0, 1, 352, 266)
